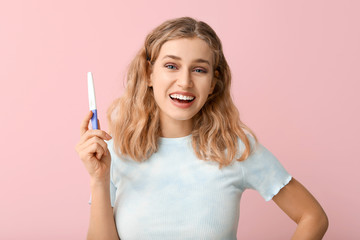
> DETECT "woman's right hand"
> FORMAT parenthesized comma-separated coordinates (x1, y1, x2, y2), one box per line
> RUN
(75, 111, 113, 183)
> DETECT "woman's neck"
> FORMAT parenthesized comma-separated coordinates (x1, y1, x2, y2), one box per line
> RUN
(159, 117, 193, 138)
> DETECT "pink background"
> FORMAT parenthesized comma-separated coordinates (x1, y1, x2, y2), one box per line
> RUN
(1, 0, 359, 239)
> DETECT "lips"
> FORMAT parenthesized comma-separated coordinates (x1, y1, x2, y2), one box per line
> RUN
(169, 91, 196, 97)
(169, 95, 195, 102)
(169, 95, 196, 108)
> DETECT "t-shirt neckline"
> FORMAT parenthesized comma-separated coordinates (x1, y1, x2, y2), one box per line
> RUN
(158, 133, 192, 145)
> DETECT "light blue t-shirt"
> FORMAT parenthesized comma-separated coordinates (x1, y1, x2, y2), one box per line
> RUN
(88, 133, 292, 240)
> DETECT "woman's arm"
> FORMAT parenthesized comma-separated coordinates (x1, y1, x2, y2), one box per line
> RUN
(87, 179, 120, 240)
(75, 112, 119, 239)
(272, 177, 329, 240)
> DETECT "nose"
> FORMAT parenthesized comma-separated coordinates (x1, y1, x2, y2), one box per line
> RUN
(176, 69, 193, 88)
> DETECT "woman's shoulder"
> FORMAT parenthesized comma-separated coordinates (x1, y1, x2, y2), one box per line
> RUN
(104, 137, 113, 146)
(235, 132, 258, 153)
(104, 137, 135, 163)
(104, 138, 115, 155)
(104, 138, 123, 161)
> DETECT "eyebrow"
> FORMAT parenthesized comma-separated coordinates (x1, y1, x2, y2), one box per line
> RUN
(162, 55, 211, 66)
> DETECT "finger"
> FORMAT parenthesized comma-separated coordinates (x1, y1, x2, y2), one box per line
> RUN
(95, 146, 105, 160)
(78, 136, 108, 156)
(79, 129, 112, 145)
(88, 142, 105, 160)
(97, 118, 101, 130)
(80, 111, 93, 136)
(84, 142, 105, 161)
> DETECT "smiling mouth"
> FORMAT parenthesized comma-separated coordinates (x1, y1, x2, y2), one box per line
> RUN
(169, 95, 196, 103)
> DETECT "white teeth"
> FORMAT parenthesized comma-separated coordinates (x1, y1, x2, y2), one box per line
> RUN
(170, 94, 195, 100)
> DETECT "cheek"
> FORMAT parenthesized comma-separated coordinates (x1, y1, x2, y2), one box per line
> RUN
(198, 85, 212, 103)
(152, 76, 172, 96)
(153, 88, 164, 102)
(152, 85, 168, 105)
(199, 83, 211, 95)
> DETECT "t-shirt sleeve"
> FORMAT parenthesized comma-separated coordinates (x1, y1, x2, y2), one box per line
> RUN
(88, 139, 117, 207)
(241, 133, 292, 201)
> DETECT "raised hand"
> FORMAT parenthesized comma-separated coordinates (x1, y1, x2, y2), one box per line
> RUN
(75, 111, 112, 183)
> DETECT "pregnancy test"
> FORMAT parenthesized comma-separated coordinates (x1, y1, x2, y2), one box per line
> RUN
(87, 72, 98, 130)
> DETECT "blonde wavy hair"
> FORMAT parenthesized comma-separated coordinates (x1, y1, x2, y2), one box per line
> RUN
(107, 16, 259, 169)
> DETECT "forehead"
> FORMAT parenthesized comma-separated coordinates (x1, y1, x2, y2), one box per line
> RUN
(158, 38, 213, 64)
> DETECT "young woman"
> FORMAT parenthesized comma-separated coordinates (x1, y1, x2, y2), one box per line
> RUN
(75, 17, 328, 240)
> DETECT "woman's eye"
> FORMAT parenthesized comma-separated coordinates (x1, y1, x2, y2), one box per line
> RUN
(164, 64, 207, 73)
(165, 64, 177, 70)
(195, 68, 207, 73)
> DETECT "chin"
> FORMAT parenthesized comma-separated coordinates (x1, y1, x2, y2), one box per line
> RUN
(167, 112, 196, 121)
(172, 115, 194, 121)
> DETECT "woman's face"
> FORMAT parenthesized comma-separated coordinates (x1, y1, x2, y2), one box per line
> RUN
(148, 37, 216, 131)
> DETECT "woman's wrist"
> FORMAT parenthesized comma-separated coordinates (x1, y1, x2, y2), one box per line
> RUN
(90, 177, 110, 189)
